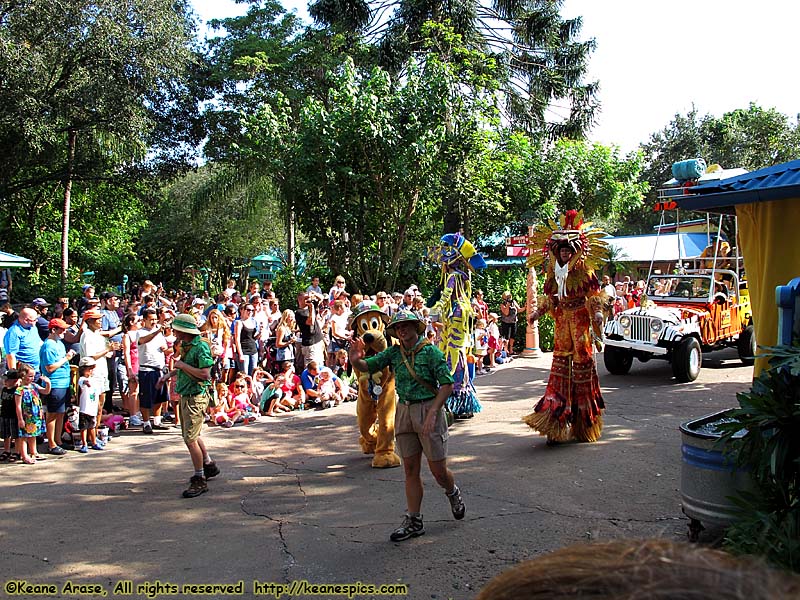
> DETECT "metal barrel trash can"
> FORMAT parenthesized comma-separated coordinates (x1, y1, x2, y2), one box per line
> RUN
(679, 409, 752, 541)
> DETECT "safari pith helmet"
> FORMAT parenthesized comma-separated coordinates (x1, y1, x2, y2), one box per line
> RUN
(385, 311, 426, 337)
(172, 313, 201, 335)
(350, 301, 389, 325)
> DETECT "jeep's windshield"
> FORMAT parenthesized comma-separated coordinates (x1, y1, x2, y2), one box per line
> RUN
(647, 276, 712, 300)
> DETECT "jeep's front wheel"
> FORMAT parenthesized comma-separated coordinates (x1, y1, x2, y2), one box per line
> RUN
(737, 325, 756, 366)
(672, 337, 702, 382)
(603, 346, 633, 375)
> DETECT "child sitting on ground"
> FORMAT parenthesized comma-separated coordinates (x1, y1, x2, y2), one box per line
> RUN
(278, 362, 305, 410)
(77, 357, 103, 453)
(316, 367, 341, 408)
(231, 376, 258, 422)
(333, 350, 358, 400)
(260, 374, 292, 416)
(208, 382, 236, 428)
(0, 370, 19, 462)
(14, 362, 51, 464)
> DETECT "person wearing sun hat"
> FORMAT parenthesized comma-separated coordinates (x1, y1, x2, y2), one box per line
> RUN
(79, 308, 113, 444)
(157, 313, 219, 498)
(349, 310, 465, 542)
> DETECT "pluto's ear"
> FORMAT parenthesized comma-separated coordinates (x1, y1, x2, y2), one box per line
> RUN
(379, 313, 390, 326)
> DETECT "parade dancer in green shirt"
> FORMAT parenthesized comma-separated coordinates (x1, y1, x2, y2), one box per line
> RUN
(349, 311, 466, 541)
(158, 314, 220, 498)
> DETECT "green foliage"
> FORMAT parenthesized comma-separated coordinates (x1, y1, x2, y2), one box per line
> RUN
(719, 345, 800, 572)
(309, 0, 600, 137)
(239, 24, 507, 293)
(0, 182, 148, 299)
(624, 104, 800, 235)
(138, 165, 283, 290)
(494, 133, 647, 237)
(0, 0, 206, 292)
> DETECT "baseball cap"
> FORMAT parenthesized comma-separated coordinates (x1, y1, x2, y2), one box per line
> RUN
(48, 318, 69, 330)
(192, 298, 206, 306)
(31, 297, 50, 307)
(82, 309, 103, 320)
(79, 357, 96, 367)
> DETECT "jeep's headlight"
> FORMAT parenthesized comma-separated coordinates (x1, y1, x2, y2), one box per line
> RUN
(619, 315, 631, 328)
(650, 319, 663, 333)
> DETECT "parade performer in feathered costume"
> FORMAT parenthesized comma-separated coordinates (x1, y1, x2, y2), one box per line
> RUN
(523, 210, 609, 444)
(431, 232, 487, 418)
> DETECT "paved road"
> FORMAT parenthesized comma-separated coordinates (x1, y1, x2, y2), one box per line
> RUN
(0, 348, 753, 600)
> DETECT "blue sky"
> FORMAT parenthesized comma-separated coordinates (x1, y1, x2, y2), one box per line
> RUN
(191, 0, 800, 156)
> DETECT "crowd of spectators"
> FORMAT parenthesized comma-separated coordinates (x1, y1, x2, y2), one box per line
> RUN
(0, 276, 520, 463)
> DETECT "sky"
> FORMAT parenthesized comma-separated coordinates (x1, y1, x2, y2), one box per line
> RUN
(191, 0, 800, 154)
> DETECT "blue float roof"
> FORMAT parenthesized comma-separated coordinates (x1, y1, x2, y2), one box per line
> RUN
(678, 159, 800, 213)
(605, 232, 711, 262)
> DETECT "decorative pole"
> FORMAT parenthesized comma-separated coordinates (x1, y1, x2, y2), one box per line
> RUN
(522, 224, 541, 357)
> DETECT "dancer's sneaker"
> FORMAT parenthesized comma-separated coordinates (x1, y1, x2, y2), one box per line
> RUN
(389, 514, 424, 541)
(446, 485, 466, 520)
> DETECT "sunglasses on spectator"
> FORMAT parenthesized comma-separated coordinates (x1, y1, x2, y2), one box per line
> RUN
(235, 384, 246, 389)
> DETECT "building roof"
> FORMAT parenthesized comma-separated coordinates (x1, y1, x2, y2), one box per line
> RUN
(605, 232, 711, 262)
(677, 159, 800, 213)
(0, 250, 31, 268)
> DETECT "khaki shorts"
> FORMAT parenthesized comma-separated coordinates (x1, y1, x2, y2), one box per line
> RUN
(179, 393, 209, 444)
(394, 400, 449, 462)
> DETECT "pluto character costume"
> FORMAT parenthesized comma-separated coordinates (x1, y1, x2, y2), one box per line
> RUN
(349, 301, 401, 468)
(522, 210, 610, 443)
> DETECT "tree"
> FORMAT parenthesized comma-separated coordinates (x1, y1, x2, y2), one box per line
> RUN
(237, 21, 519, 293)
(139, 165, 285, 290)
(495, 134, 648, 237)
(0, 0, 203, 290)
(308, 0, 599, 138)
(623, 103, 800, 235)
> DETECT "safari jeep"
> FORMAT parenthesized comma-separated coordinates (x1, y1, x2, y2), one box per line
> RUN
(602, 269, 755, 382)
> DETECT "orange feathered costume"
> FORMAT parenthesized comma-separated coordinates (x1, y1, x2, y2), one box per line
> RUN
(522, 210, 609, 443)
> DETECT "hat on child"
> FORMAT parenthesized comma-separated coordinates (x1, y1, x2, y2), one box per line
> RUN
(79, 357, 96, 367)
(48, 318, 69, 330)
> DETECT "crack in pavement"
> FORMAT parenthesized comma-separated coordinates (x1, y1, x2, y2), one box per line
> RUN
(236, 451, 306, 582)
(6, 551, 50, 563)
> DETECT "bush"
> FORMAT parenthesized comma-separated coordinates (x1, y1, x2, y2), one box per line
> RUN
(720, 344, 800, 572)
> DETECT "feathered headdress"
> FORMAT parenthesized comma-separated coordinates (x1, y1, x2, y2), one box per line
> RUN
(526, 210, 608, 298)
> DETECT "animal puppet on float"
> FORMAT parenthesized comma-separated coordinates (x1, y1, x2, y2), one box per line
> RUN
(430, 232, 487, 419)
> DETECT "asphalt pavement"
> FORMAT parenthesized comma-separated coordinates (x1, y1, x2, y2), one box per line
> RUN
(0, 348, 754, 600)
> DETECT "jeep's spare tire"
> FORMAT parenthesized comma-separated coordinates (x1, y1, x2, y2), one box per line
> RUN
(737, 325, 756, 366)
(603, 346, 633, 375)
(672, 337, 701, 382)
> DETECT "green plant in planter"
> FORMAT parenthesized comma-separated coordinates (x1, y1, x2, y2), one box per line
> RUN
(719, 343, 800, 572)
